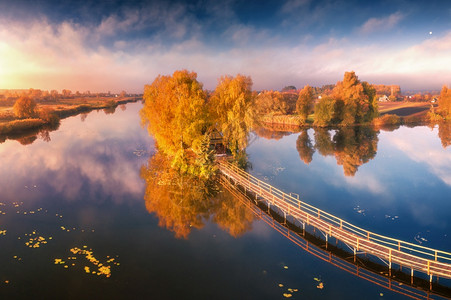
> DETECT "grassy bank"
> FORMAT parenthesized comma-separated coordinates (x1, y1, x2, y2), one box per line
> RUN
(0, 118, 45, 135)
(259, 114, 309, 127)
(0, 97, 140, 139)
(259, 101, 431, 130)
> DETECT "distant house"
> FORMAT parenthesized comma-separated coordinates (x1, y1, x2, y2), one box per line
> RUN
(378, 95, 389, 102)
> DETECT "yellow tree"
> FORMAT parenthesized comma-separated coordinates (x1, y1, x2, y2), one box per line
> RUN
(296, 85, 314, 122)
(140, 70, 210, 174)
(209, 74, 256, 156)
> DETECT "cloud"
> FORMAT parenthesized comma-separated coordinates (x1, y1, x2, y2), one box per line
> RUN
(1, 8, 451, 94)
(280, 0, 311, 14)
(0, 104, 152, 204)
(359, 12, 405, 34)
(385, 126, 451, 186)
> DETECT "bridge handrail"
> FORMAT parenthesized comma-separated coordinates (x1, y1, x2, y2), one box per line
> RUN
(218, 161, 451, 265)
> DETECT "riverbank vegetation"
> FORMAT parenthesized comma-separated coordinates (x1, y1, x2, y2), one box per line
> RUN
(0, 89, 141, 139)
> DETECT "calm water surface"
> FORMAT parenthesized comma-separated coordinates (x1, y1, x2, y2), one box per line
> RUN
(0, 102, 450, 299)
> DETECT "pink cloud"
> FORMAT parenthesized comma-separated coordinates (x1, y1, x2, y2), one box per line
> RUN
(359, 12, 405, 34)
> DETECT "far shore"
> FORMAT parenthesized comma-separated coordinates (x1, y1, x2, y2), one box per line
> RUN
(259, 101, 432, 129)
(0, 96, 141, 139)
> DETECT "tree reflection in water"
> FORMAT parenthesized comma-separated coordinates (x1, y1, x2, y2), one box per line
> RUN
(438, 122, 451, 148)
(141, 152, 255, 238)
(296, 127, 379, 176)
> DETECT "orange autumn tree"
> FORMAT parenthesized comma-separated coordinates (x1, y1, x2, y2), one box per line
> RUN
(140, 70, 212, 176)
(296, 85, 314, 123)
(209, 74, 256, 156)
(438, 85, 451, 120)
(314, 71, 378, 126)
(332, 71, 378, 126)
(13, 96, 37, 118)
(254, 90, 288, 115)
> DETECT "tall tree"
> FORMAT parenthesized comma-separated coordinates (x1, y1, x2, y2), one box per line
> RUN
(438, 85, 451, 119)
(296, 85, 314, 122)
(140, 70, 210, 174)
(209, 74, 256, 156)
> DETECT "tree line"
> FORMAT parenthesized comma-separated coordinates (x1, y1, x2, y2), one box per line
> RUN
(0, 88, 132, 102)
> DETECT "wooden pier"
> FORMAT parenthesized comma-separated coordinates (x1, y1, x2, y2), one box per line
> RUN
(218, 161, 451, 285)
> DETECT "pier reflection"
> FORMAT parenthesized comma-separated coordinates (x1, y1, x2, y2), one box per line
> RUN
(219, 174, 451, 300)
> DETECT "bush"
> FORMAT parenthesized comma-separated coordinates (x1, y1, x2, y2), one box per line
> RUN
(38, 107, 60, 125)
(13, 96, 37, 118)
(372, 114, 401, 126)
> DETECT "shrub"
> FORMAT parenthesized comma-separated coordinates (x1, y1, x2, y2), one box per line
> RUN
(38, 107, 60, 125)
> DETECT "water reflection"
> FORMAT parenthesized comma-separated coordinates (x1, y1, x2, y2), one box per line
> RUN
(438, 122, 451, 148)
(221, 176, 451, 299)
(0, 121, 60, 145)
(257, 126, 379, 176)
(141, 152, 255, 238)
(296, 129, 315, 164)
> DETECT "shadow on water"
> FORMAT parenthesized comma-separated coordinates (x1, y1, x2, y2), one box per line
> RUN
(218, 174, 451, 300)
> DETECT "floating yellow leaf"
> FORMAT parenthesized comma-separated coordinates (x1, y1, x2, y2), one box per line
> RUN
(283, 293, 292, 298)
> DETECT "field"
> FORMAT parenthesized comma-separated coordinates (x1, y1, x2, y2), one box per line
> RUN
(378, 101, 432, 117)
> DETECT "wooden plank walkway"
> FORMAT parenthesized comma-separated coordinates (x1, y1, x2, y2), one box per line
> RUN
(218, 161, 451, 281)
(219, 176, 448, 300)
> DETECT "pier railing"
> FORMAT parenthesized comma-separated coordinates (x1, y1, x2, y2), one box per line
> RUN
(218, 160, 451, 279)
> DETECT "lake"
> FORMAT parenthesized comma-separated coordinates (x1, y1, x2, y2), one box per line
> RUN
(0, 102, 450, 299)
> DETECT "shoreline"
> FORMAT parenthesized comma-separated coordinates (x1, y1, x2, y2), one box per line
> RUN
(0, 97, 141, 141)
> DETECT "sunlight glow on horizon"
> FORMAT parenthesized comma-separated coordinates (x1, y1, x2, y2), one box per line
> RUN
(0, 5, 450, 93)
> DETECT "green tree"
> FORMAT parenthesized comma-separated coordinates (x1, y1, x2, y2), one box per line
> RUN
(209, 74, 256, 156)
(140, 70, 210, 175)
(13, 96, 37, 118)
(296, 85, 314, 122)
(313, 96, 337, 127)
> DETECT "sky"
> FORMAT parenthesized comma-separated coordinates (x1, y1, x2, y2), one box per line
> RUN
(0, 0, 450, 93)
